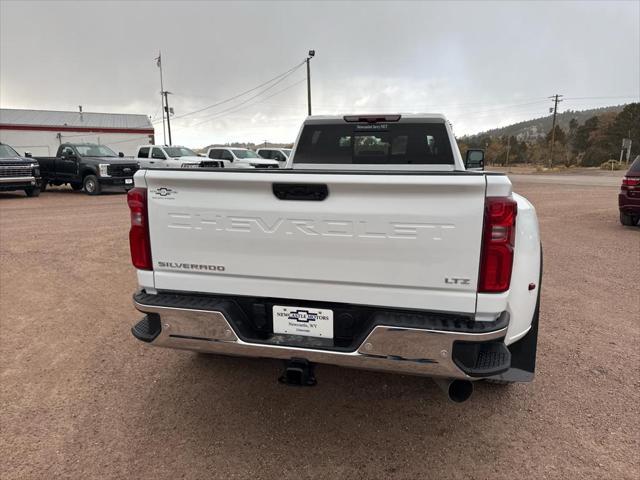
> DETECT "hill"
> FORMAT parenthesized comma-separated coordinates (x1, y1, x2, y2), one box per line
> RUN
(457, 103, 638, 167)
(462, 104, 627, 142)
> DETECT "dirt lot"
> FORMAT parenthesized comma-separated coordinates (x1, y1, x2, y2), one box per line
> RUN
(1, 176, 638, 480)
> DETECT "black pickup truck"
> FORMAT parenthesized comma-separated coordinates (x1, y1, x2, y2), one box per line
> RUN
(0, 143, 42, 197)
(36, 143, 139, 195)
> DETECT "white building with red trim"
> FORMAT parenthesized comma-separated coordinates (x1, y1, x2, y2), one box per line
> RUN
(0, 108, 155, 156)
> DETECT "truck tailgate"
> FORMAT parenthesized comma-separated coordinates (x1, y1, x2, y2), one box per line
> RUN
(144, 170, 488, 314)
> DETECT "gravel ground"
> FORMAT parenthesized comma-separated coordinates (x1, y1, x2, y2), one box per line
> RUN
(1, 177, 638, 480)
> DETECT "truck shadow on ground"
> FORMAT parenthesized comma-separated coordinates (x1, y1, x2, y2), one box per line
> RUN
(0, 188, 127, 198)
(0, 192, 33, 199)
(134, 350, 528, 468)
(42, 187, 126, 196)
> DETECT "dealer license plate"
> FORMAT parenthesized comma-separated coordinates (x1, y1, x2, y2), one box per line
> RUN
(272, 305, 333, 338)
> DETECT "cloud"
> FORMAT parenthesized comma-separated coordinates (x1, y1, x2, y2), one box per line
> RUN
(1, 0, 638, 146)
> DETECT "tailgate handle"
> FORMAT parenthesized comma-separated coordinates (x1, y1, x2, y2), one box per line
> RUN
(273, 183, 328, 201)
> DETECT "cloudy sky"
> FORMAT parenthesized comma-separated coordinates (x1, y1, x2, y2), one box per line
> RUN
(1, 1, 638, 147)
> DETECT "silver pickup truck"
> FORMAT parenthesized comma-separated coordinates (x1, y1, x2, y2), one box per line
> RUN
(128, 114, 542, 402)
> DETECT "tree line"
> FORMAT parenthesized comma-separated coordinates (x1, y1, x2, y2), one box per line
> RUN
(458, 103, 639, 167)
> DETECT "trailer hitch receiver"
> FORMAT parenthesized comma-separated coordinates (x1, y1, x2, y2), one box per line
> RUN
(279, 358, 317, 386)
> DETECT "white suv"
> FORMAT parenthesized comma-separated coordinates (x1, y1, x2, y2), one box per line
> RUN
(256, 148, 292, 167)
(206, 147, 279, 169)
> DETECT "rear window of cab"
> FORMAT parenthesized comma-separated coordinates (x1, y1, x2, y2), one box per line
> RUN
(294, 123, 454, 165)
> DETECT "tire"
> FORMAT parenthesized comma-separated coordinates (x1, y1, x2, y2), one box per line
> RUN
(83, 175, 101, 195)
(24, 187, 40, 197)
(620, 211, 637, 226)
(39, 181, 47, 192)
(70, 183, 83, 191)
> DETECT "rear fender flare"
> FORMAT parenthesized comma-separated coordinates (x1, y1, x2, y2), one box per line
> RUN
(505, 193, 542, 343)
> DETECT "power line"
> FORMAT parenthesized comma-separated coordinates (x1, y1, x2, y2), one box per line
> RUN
(169, 60, 305, 121)
(190, 78, 306, 127)
(249, 94, 638, 111)
(44, 65, 307, 142)
(146, 92, 636, 132)
(186, 94, 547, 129)
(248, 96, 551, 110)
(184, 74, 305, 126)
(563, 95, 638, 100)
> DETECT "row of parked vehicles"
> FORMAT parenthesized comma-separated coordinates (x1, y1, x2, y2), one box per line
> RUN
(0, 141, 292, 197)
(136, 145, 289, 170)
(1, 137, 638, 227)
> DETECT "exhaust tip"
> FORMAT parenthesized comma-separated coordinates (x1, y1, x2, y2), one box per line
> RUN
(448, 379, 474, 403)
(434, 378, 474, 403)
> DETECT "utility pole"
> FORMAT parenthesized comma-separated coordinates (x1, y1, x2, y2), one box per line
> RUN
(505, 135, 511, 172)
(163, 91, 173, 145)
(548, 94, 563, 168)
(156, 52, 167, 145)
(306, 50, 315, 116)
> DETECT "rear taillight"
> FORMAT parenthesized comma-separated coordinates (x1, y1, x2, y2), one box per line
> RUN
(127, 187, 152, 270)
(479, 197, 517, 293)
(621, 176, 640, 190)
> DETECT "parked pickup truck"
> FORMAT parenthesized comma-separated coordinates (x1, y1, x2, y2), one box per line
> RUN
(136, 145, 223, 169)
(256, 147, 291, 167)
(129, 114, 542, 402)
(206, 147, 280, 168)
(0, 142, 41, 197)
(37, 143, 138, 195)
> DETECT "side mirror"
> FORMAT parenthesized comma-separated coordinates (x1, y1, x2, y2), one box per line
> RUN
(24, 152, 32, 158)
(118, 152, 124, 157)
(465, 149, 485, 171)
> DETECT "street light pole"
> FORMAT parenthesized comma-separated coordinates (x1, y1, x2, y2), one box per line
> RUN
(156, 52, 167, 145)
(306, 50, 315, 116)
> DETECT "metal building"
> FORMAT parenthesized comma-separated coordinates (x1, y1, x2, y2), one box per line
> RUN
(0, 108, 155, 156)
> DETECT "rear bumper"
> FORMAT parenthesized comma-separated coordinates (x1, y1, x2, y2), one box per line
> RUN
(618, 192, 640, 214)
(132, 291, 519, 380)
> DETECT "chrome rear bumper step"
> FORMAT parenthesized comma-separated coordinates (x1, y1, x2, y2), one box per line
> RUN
(132, 291, 511, 380)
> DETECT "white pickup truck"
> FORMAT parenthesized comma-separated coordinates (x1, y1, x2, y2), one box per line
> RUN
(136, 145, 223, 169)
(128, 114, 542, 402)
(205, 147, 280, 169)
